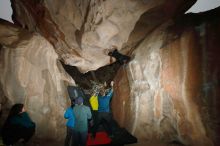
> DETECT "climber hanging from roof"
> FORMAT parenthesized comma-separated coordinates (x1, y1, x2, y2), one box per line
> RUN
(107, 46, 131, 65)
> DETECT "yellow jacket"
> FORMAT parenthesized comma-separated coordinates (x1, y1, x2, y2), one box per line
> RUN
(89, 95, 98, 111)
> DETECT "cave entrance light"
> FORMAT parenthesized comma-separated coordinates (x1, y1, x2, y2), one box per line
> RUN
(186, 0, 220, 13)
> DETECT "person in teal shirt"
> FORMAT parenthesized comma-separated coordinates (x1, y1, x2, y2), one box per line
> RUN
(2, 103, 35, 146)
(92, 81, 114, 139)
(73, 97, 92, 146)
(64, 100, 75, 146)
(98, 88, 113, 112)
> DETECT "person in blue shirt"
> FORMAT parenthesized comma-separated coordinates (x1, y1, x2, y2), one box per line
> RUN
(91, 81, 114, 139)
(64, 99, 76, 146)
(2, 103, 35, 146)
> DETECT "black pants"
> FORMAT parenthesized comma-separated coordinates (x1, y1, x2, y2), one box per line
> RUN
(92, 112, 113, 137)
(89, 110, 98, 135)
(117, 55, 131, 64)
(73, 131, 87, 146)
(64, 127, 75, 146)
(109, 49, 131, 64)
(2, 124, 35, 145)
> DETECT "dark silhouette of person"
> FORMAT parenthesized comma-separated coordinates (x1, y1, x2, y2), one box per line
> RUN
(108, 48, 131, 65)
(1, 103, 35, 146)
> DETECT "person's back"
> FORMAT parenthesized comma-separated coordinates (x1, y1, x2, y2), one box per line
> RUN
(10, 112, 35, 128)
(64, 107, 75, 128)
(73, 104, 92, 132)
(92, 81, 114, 139)
(98, 89, 113, 113)
(64, 100, 75, 146)
(2, 104, 35, 146)
(89, 93, 98, 111)
(73, 97, 92, 146)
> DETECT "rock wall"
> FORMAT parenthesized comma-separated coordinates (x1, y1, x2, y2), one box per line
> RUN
(0, 20, 75, 141)
(112, 10, 220, 146)
(1, 0, 219, 145)
(11, 0, 190, 73)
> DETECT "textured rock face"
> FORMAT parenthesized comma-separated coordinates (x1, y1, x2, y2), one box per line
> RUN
(112, 11, 220, 146)
(11, 0, 190, 73)
(1, 0, 219, 145)
(0, 20, 75, 140)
